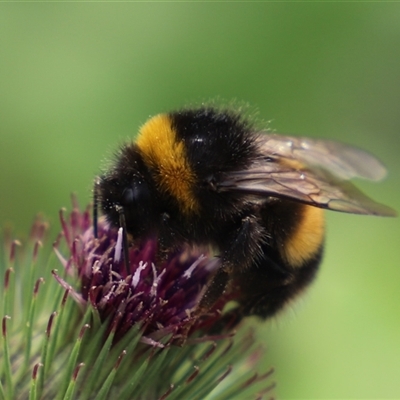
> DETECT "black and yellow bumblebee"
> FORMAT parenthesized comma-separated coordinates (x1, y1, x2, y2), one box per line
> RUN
(95, 106, 395, 321)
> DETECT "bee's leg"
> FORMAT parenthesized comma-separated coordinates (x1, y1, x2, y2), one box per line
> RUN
(199, 215, 265, 310)
(174, 216, 266, 344)
(195, 263, 231, 316)
(176, 216, 265, 344)
(178, 216, 266, 345)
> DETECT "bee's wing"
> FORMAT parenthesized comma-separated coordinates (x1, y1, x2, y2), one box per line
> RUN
(218, 134, 396, 216)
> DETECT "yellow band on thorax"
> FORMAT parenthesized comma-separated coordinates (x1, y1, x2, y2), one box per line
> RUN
(136, 114, 199, 214)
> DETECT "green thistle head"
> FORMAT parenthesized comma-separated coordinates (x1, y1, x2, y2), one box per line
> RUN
(0, 198, 275, 399)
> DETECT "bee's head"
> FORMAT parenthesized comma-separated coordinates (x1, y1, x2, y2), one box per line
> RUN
(97, 144, 159, 238)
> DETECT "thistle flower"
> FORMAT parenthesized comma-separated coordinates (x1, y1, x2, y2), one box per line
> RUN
(0, 197, 275, 399)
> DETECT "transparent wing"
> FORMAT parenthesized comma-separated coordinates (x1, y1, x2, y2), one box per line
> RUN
(255, 134, 388, 181)
(217, 134, 396, 216)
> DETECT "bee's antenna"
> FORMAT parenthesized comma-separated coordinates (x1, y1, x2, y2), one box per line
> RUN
(116, 205, 131, 276)
(93, 178, 100, 239)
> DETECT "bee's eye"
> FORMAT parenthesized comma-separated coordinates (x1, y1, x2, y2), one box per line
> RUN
(121, 181, 151, 207)
(122, 187, 134, 206)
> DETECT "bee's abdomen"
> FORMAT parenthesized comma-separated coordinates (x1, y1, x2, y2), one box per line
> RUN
(236, 200, 325, 319)
(261, 200, 325, 269)
(237, 244, 323, 319)
(280, 204, 325, 268)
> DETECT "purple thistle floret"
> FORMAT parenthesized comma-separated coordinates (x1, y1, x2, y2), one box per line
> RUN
(53, 200, 237, 344)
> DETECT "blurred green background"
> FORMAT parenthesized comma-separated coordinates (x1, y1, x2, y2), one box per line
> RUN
(1, 3, 399, 399)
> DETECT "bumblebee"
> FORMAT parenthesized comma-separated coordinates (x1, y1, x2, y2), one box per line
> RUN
(95, 106, 395, 320)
